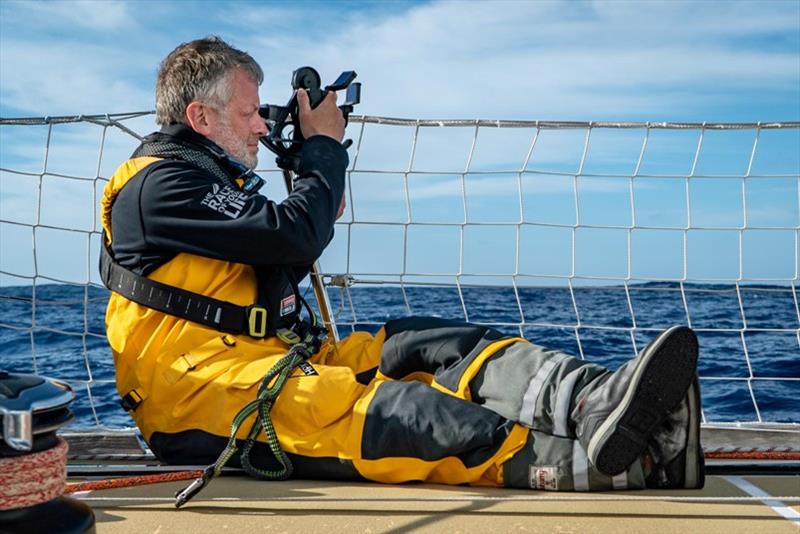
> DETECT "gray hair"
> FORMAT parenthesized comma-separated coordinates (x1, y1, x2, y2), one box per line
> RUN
(155, 36, 264, 125)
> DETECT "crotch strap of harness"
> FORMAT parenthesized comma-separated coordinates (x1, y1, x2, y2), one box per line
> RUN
(174, 315, 323, 508)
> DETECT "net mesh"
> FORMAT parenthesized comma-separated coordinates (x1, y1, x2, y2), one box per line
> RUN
(1, 113, 798, 429)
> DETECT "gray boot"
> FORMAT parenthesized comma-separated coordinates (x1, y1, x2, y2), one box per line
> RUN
(646, 377, 705, 489)
(572, 326, 699, 476)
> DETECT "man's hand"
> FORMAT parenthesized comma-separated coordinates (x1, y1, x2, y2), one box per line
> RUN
(297, 89, 345, 142)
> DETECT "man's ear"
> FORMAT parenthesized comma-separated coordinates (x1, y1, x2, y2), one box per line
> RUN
(185, 101, 213, 136)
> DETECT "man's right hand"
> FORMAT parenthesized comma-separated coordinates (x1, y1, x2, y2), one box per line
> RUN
(297, 89, 345, 142)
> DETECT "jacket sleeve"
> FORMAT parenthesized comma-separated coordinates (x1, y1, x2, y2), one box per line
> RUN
(138, 135, 347, 266)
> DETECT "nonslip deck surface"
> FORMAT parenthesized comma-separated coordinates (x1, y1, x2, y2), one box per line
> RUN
(72, 475, 799, 533)
(62, 427, 800, 532)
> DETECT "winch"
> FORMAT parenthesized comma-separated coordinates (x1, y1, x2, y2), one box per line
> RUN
(0, 370, 95, 533)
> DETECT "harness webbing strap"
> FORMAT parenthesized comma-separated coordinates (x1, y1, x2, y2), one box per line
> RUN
(174, 338, 318, 508)
(173, 294, 324, 508)
(99, 241, 268, 338)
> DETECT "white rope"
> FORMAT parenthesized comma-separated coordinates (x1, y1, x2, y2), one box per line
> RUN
(4, 113, 798, 130)
(0, 438, 68, 510)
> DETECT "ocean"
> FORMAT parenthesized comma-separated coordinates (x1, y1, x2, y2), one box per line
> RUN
(1, 282, 798, 428)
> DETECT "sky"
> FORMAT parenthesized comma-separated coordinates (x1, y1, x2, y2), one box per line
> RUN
(1, 0, 799, 121)
(1, 0, 799, 288)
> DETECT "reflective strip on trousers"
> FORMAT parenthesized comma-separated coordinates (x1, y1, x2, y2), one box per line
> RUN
(519, 353, 569, 428)
(572, 440, 590, 491)
(552, 367, 583, 437)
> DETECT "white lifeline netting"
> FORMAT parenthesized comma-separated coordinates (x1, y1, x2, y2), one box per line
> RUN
(0, 113, 798, 430)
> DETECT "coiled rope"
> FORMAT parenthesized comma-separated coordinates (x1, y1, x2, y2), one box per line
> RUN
(0, 438, 67, 511)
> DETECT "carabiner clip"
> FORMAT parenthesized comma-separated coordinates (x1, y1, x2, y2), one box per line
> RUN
(175, 465, 215, 508)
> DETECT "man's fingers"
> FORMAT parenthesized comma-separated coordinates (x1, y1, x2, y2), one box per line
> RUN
(296, 88, 345, 142)
(298, 89, 336, 111)
(296, 89, 310, 112)
(324, 90, 338, 106)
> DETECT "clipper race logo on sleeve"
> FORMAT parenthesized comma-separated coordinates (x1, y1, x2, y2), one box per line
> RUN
(200, 184, 248, 218)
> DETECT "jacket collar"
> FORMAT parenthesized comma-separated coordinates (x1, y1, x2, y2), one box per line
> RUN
(159, 123, 228, 158)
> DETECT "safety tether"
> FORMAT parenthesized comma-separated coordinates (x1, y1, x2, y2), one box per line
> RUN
(174, 298, 324, 508)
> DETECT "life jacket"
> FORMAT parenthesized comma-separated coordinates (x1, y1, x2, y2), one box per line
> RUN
(100, 131, 305, 437)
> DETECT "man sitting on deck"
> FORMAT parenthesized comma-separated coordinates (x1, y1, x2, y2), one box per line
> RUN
(101, 36, 705, 493)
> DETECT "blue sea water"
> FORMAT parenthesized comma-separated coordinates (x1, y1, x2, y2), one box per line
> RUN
(1, 283, 798, 428)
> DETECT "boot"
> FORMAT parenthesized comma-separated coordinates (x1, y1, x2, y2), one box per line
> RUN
(572, 326, 699, 476)
(646, 377, 705, 489)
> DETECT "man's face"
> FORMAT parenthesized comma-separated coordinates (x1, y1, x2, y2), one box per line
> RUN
(206, 68, 267, 169)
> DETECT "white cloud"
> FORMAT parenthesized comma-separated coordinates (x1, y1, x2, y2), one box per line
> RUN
(1, 0, 797, 286)
(243, 0, 799, 120)
(0, 39, 154, 116)
(2, 0, 133, 32)
(2, 0, 797, 121)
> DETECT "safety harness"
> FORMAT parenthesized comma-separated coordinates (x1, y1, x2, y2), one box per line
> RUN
(100, 242, 272, 339)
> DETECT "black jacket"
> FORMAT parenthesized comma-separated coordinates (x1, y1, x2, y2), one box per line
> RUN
(108, 123, 348, 329)
(111, 124, 347, 271)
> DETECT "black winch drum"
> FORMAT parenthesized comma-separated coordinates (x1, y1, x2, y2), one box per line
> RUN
(0, 370, 96, 533)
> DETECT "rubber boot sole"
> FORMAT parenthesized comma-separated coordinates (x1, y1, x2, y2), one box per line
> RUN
(587, 326, 699, 476)
(683, 378, 704, 489)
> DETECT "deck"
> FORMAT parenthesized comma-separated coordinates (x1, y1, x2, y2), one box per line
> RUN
(72, 475, 799, 533)
(62, 425, 800, 533)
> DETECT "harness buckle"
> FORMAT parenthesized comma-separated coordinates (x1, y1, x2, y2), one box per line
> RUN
(276, 328, 302, 345)
(247, 305, 268, 338)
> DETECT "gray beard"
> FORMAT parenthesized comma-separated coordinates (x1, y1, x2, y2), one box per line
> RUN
(230, 151, 257, 170)
(210, 120, 258, 170)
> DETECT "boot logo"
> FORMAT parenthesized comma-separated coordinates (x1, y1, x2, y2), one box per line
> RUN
(529, 466, 560, 491)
